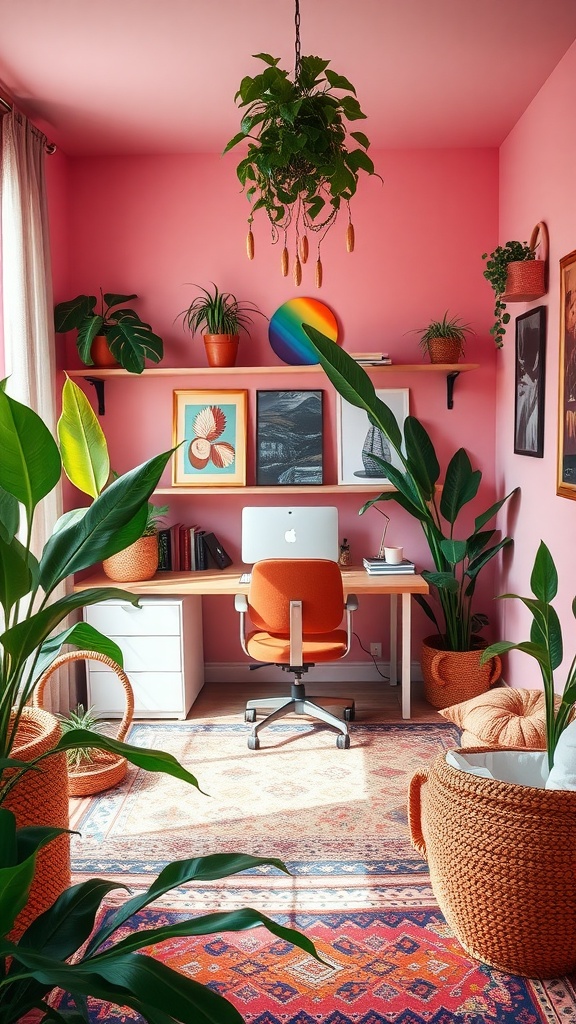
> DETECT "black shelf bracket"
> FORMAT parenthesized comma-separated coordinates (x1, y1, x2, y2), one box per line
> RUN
(446, 371, 460, 410)
(86, 377, 106, 416)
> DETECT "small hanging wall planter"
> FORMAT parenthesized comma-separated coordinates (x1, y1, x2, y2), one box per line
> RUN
(503, 221, 548, 302)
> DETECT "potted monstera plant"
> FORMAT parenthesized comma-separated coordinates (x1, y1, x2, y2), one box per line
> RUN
(301, 325, 517, 709)
(54, 290, 163, 373)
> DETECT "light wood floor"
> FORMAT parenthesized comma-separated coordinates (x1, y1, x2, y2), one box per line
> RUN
(187, 677, 444, 724)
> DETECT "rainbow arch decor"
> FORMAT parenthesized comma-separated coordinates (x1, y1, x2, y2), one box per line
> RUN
(268, 297, 339, 365)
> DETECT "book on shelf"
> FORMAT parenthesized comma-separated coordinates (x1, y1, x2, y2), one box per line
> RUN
(351, 352, 392, 365)
(157, 528, 171, 571)
(203, 531, 233, 569)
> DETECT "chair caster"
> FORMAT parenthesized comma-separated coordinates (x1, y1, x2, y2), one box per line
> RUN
(344, 706, 355, 722)
(247, 734, 260, 750)
(245, 709, 256, 723)
(336, 734, 351, 749)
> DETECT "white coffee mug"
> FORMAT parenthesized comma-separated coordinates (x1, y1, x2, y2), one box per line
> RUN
(384, 545, 403, 564)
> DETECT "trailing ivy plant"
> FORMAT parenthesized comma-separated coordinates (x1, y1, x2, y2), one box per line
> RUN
(224, 52, 379, 283)
(481, 240, 535, 347)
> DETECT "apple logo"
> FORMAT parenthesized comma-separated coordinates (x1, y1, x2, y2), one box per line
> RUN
(285, 528, 297, 544)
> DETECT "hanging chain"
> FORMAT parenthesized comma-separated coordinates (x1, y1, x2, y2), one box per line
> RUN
(294, 0, 301, 84)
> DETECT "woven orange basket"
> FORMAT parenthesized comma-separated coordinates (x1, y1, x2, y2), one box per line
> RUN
(408, 747, 576, 977)
(427, 338, 462, 365)
(503, 221, 548, 302)
(5, 706, 70, 936)
(420, 635, 502, 709)
(34, 650, 134, 797)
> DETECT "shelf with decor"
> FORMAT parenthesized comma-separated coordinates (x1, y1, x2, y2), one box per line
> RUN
(154, 483, 396, 495)
(66, 362, 479, 413)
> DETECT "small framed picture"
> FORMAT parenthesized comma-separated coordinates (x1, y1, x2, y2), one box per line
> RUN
(514, 306, 546, 458)
(558, 249, 576, 497)
(172, 389, 247, 486)
(256, 389, 324, 484)
(337, 389, 409, 484)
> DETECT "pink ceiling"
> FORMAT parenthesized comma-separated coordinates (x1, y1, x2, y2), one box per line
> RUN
(1, 0, 576, 155)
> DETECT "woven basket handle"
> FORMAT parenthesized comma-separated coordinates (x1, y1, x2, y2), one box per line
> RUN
(529, 221, 548, 263)
(407, 770, 429, 858)
(33, 650, 134, 742)
(486, 653, 502, 687)
(430, 651, 448, 686)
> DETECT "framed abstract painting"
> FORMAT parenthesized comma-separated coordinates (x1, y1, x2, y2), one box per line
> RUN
(337, 388, 409, 484)
(514, 306, 546, 458)
(172, 389, 247, 486)
(256, 389, 324, 484)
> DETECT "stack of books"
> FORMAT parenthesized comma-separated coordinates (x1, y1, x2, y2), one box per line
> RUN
(351, 352, 392, 366)
(363, 556, 416, 575)
(158, 525, 232, 572)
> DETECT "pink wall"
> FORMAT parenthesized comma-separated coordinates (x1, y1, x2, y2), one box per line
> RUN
(49, 148, 499, 663)
(496, 40, 576, 688)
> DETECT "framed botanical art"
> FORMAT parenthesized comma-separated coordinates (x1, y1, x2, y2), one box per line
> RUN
(256, 390, 323, 484)
(558, 249, 576, 497)
(337, 388, 409, 484)
(172, 389, 247, 486)
(514, 306, 546, 458)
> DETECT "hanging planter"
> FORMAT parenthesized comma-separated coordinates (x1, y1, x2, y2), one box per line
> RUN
(224, 0, 380, 287)
(482, 222, 548, 347)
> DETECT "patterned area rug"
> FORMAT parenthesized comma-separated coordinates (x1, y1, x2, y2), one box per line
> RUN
(69, 721, 576, 1022)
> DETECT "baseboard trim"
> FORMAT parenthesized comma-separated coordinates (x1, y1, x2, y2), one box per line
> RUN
(204, 660, 423, 685)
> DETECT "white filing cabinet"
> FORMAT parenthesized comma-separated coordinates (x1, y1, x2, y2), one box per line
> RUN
(83, 596, 204, 720)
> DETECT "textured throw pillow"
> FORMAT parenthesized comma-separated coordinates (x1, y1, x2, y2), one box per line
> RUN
(439, 687, 556, 749)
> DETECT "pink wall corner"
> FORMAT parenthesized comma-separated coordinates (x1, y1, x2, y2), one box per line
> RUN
(497, 39, 576, 689)
(53, 147, 499, 663)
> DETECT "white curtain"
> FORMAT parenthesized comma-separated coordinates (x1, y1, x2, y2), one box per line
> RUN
(0, 109, 71, 712)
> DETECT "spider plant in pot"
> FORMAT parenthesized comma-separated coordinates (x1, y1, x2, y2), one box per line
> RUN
(176, 282, 266, 367)
(481, 238, 543, 348)
(301, 324, 518, 709)
(54, 290, 163, 373)
(411, 311, 475, 365)
(224, 14, 380, 288)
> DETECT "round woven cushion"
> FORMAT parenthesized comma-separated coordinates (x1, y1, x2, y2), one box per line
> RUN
(439, 687, 556, 748)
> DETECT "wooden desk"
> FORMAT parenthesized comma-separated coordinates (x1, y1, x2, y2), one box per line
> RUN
(74, 565, 428, 719)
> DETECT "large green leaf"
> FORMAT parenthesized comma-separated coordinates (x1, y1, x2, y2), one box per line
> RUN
(54, 295, 96, 333)
(465, 537, 513, 581)
(58, 377, 110, 499)
(403, 417, 440, 501)
(20, 879, 125, 960)
(38, 450, 172, 592)
(473, 487, 518, 533)
(0, 810, 66, 933)
(530, 540, 558, 602)
(0, 534, 31, 617)
(34, 622, 125, 681)
(51, 729, 203, 792)
(107, 313, 163, 374)
(76, 316, 104, 365)
(440, 538, 467, 565)
(2, 589, 140, 672)
(0, 486, 19, 543)
(0, 389, 61, 519)
(439, 448, 481, 524)
(422, 570, 459, 594)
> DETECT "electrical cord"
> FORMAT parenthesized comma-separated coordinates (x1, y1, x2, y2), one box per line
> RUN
(353, 631, 390, 680)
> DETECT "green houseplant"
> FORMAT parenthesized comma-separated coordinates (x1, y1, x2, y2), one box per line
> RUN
(224, 52, 378, 285)
(301, 325, 517, 707)
(482, 540, 576, 769)
(481, 240, 536, 347)
(0, 378, 319, 1022)
(102, 498, 168, 583)
(411, 312, 475, 364)
(54, 291, 163, 374)
(176, 283, 266, 367)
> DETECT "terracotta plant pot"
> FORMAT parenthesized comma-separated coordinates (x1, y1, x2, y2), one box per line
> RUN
(5, 707, 70, 936)
(90, 333, 120, 368)
(102, 534, 159, 582)
(421, 634, 502, 710)
(427, 338, 462, 364)
(203, 333, 239, 368)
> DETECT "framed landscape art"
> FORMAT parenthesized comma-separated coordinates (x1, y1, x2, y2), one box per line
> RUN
(172, 389, 247, 486)
(558, 249, 576, 498)
(337, 389, 409, 485)
(256, 389, 324, 484)
(514, 306, 546, 458)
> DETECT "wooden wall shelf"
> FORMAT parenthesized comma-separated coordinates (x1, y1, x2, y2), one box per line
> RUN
(66, 362, 479, 413)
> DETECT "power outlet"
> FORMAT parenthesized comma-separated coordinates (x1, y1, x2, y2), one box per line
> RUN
(370, 642, 382, 658)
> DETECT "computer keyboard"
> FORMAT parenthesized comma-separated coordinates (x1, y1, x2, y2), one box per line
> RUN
(239, 572, 252, 584)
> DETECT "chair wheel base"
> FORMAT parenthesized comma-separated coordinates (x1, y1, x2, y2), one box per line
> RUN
(336, 733, 351, 749)
(344, 706, 355, 722)
(248, 735, 260, 750)
(245, 709, 257, 723)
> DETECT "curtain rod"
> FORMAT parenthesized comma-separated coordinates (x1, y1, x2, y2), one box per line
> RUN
(0, 94, 57, 154)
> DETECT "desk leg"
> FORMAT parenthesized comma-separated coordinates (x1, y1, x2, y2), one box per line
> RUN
(401, 592, 411, 719)
(389, 594, 398, 686)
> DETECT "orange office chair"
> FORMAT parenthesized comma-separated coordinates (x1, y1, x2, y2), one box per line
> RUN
(234, 558, 358, 749)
